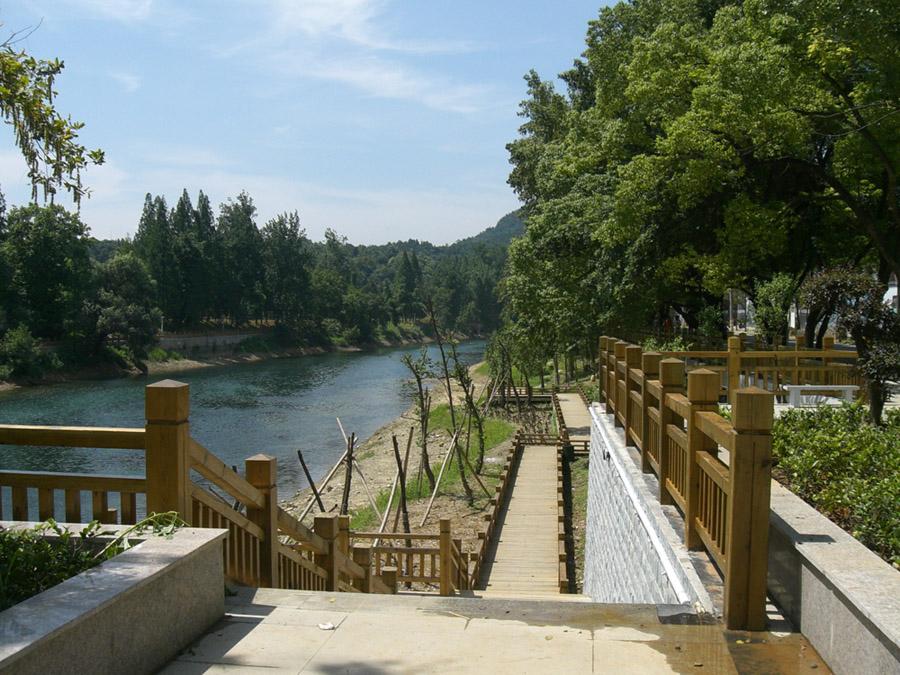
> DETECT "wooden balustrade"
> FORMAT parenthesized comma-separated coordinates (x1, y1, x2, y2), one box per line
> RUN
(597, 338, 775, 630)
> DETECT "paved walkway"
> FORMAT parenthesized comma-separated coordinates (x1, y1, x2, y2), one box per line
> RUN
(557, 392, 592, 441)
(478, 444, 561, 598)
(162, 589, 829, 674)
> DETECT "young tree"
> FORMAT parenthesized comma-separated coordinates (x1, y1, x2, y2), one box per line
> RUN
(401, 349, 436, 490)
(452, 344, 485, 473)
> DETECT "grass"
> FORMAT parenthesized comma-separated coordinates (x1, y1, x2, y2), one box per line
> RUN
(568, 457, 589, 590)
(348, 408, 516, 530)
(146, 347, 184, 362)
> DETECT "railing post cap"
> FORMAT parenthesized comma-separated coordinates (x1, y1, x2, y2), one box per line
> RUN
(659, 358, 685, 385)
(728, 336, 742, 350)
(625, 345, 642, 365)
(245, 454, 277, 485)
(314, 514, 339, 538)
(642, 352, 662, 374)
(687, 369, 721, 403)
(439, 517, 451, 532)
(145, 379, 190, 422)
(732, 387, 774, 431)
(614, 341, 628, 357)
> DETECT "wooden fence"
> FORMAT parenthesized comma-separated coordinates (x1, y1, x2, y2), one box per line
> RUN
(0, 379, 465, 596)
(598, 337, 774, 630)
(601, 335, 859, 404)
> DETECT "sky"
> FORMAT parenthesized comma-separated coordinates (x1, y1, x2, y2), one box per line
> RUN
(0, 0, 604, 245)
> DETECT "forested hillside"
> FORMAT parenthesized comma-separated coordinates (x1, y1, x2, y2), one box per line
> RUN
(0, 189, 521, 379)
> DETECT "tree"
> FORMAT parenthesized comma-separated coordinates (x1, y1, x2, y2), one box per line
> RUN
(753, 274, 796, 348)
(261, 212, 311, 328)
(2, 203, 92, 338)
(134, 194, 180, 327)
(94, 252, 161, 360)
(217, 192, 264, 325)
(0, 27, 104, 205)
(401, 349, 436, 491)
(802, 268, 900, 424)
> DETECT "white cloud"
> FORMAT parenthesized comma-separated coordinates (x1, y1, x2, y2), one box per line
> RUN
(110, 71, 140, 92)
(217, 0, 490, 113)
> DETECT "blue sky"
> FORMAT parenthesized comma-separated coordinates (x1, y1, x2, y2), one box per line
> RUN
(0, 1, 604, 244)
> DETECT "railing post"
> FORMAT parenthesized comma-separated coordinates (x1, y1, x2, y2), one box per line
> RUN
(145, 380, 192, 523)
(640, 352, 661, 473)
(381, 566, 398, 594)
(725, 386, 774, 631)
(658, 359, 685, 506)
(604, 339, 615, 414)
(623, 345, 642, 447)
(245, 454, 279, 588)
(351, 545, 372, 593)
(685, 370, 720, 550)
(598, 336, 608, 404)
(727, 336, 743, 404)
(314, 515, 340, 591)
(453, 537, 465, 590)
(822, 335, 834, 381)
(439, 517, 452, 596)
(613, 341, 628, 423)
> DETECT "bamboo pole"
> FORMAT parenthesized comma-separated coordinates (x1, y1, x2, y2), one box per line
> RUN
(296, 449, 325, 512)
(419, 425, 464, 527)
(374, 427, 413, 549)
(298, 448, 348, 520)
(340, 433, 356, 515)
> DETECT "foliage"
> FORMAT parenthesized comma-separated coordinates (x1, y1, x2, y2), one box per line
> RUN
(753, 274, 796, 348)
(802, 267, 900, 423)
(641, 335, 688, 352)
(772, 404, 900, 566)
(0, 30, 104, 205)
(0, 324, 58, 379)
(501, 0, 898, 358)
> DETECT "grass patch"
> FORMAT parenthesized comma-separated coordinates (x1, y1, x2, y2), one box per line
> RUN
(146, 347, 184, 362)
(569, 457, 589, 590)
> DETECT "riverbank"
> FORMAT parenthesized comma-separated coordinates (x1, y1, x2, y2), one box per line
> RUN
(0, 332, 469, 393)
(280, 362, 548, 559)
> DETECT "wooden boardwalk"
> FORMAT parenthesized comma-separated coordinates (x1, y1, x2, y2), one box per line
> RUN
(479, 444, 562, 598)
(557, 392, 592, 441)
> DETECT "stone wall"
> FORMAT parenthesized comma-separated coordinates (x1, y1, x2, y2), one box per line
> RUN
(583, 405, 711, 610)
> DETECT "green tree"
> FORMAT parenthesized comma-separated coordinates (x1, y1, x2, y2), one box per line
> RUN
(261, 212, 311, 328)
(217, 192, 264, 325)
(2, 203, 92, 338)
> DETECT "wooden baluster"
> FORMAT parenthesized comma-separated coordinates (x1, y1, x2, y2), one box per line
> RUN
(439, 517, 452, 596)
(38, 487, 54, 521)
(245, 454, 279, 588)
(145, 380, 192, 523)
(658, 359, 685, 506)
(613, 341, 628, 423)
(64, 489, 81, 522)
(598, 336, 608, 405)
(685, 370, 720, 550)
(822, 335, 834, 386)
(351, 545, 372, 592)
(624, 345, 642, 447)
(314, 515, 340, 591)
(12, 486, 27, 520)
(640, 352, 661, 474)
(727, 336, 742, 404)
(724, 387, 774, 631)
(121, 492, 137, 524)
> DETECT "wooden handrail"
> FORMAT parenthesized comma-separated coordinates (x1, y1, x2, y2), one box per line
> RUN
(695, 411, 736, 451)
(352, 531, 439, 541)
(189, 439, 266, 510)
(696, 452, 730, 494)
(276, 507, 327, 553)
(0, 424, 145, 449)
(0, 470, 146, 492)
(665, 393, 691, 420)
(190, 484, 266, 539)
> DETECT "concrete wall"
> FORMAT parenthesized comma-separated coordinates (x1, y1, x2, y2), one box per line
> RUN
(584, 406, 712, 610)
(0, 525, 226, 675)
(768, 484, 900, 675)
(159, 331, 263, 353)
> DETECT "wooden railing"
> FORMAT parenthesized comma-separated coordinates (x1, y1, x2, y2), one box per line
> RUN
(597, 337, 774, 630)
(601, 335, 859, 404)
(0, 379, 408, 596)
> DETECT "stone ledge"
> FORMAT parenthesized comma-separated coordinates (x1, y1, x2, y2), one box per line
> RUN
(0, 522, 226, 675)
(768, 485, 900, 675)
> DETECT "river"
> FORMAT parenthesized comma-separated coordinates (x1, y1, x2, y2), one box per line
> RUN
(0, 341, 485, 503)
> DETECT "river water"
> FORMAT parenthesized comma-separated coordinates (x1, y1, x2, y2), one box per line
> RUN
(0, 341, 484, 501)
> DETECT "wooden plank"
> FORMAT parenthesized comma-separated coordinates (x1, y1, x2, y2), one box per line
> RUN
(0, 470, 146, 493)
(695, 411, 736, 451)
(276, 507, 327, 554)
(0, 425, 145, 449)
(190, 484, 266, 539)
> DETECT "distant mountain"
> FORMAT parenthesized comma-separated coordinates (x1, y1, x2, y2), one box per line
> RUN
(448, 210, 524, 252)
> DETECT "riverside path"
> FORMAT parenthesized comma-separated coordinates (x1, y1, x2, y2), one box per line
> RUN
(556, 392, 592, 442)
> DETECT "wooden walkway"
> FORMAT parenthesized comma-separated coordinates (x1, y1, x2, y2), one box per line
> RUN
(479, 444, 562, 598)
(557, 392, 592, 441)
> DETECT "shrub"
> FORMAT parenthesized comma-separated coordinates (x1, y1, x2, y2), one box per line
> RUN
(641, 335, 689, 352)
(772, 403, 900, 566)
(0, 325, 59, 378)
